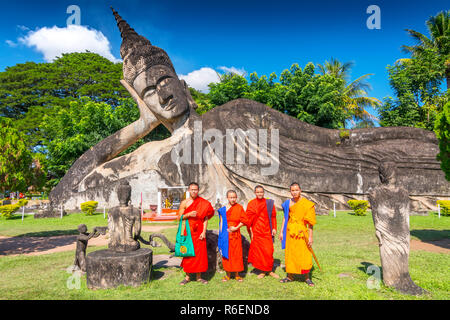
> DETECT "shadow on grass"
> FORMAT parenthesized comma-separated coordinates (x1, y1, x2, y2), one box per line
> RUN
(17, 229, 78, 237)
(0, 230, 78, 255)
(358, 261, 383, 279)
(410, 229, 450, 248)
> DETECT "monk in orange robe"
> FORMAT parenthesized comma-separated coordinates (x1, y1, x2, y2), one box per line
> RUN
(218, 190, 246, 282)
(177, 182, 214, 285)
(241, 185, 279, 279)
(279, 183, 316, 286)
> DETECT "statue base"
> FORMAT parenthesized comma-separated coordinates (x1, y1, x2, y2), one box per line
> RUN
(86, 248, 152, 289)
(34, 209, 67, 219)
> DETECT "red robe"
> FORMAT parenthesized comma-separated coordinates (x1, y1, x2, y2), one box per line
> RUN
(241, 198, 277, 272)
(180, 197, 214, 273)
(222, 203, 246, 272)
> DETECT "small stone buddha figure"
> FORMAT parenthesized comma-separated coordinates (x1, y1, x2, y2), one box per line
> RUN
(108, 180, 142, 252)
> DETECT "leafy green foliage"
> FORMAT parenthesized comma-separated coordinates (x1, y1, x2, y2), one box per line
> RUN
(0, 52, 129, 149)
(378, 47, 447, 131)
(0, 199, 28, 219)
(437, 200, 450, 216)
(0, 118, 46, 193)
(80, 201, 98, 216)
(379, 11, 450, 130)
(41, 97, 170, 187)
(434, 102, 450, 181)
(206, 63, 351, 128)
(347, 200, 369, 216)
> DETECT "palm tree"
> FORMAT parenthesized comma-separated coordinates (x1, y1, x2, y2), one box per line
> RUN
(401, 10, 450, 89)
(318, 58, 381, 126)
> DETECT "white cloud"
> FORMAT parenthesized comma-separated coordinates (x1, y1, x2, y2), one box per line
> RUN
(17, 24, 120, 63)
(218, 66, 247, 76)
(178, 66, 247, 93)
(178, 67, 220, 93)
(17, 25, 30, 32)
(5, 40, 18, 47)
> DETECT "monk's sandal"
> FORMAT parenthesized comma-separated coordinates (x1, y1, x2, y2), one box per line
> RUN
(280, 277, 293, 283)
(222, 276, 230, 282)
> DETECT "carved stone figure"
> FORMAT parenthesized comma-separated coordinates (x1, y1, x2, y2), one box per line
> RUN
(368, 161, 426, 295)
(48, 8, 449, 215)
(73, 224, 107, 272)
(85, 181, 152, 289)
(107, 180, 142, 252)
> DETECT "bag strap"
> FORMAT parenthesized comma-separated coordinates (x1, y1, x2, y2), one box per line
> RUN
(266, 199, 274, 242)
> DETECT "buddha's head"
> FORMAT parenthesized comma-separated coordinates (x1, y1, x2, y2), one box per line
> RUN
(378, 160, 397, 185)
(111, 8, 190, 127)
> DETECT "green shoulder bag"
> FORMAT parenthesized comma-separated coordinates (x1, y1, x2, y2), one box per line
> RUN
(175, 215, 196, 257)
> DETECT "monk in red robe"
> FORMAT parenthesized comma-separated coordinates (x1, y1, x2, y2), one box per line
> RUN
(177, 182, 214, 285)
(241, 185, 279, 279)
(220, 190, 246, 282)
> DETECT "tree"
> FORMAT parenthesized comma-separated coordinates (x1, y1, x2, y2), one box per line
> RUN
(202, 63, 351, 129)
(318, 57, 380, 126)
(0, 52, 129, 149)
(378, 47, 447, 130)
(402, 10, 450, 89)
(0, 118, 45, 193)
(41, 97, 169, 186)
(435, 101, 450, 181)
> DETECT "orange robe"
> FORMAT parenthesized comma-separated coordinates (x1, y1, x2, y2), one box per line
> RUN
(241, 198, 277, 272)
(222, 203, 246, 272)
(180, 197, 214, 273)
(285, 197, 316, 274)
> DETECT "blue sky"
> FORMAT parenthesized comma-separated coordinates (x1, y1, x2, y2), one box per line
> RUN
(1, 0, 448, 119)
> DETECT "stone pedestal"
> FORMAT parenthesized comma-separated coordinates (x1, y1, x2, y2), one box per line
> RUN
(86, 248, 152, 289)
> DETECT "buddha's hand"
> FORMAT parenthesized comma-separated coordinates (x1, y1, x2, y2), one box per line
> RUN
(228, 226, 237, 232)
(279, 232, 283, 241)
(120, 79, 158, 122)
(199, 232, 206, 240)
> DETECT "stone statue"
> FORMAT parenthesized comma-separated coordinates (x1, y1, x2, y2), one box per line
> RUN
(48, 7, 449, 215)
(85, 180, 152, 289)
(368, 161, 426, 295)
(73, 224, 107, 272)
(108, 180, 142, 252)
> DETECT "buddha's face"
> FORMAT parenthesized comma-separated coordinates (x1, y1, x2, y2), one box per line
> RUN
(133, 65, 189, 123)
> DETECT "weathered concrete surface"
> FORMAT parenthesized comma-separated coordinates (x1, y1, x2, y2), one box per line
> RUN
(86, 248, 152, 289)
(369, 161, 426, 295)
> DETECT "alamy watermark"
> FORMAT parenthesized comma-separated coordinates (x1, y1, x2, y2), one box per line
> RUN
(366, 264, 381, 289)
(66, 265, 82, 290)
(171, 121, 280, 176)
(366, 5, 381, 30)
(67, 5, 81, 26)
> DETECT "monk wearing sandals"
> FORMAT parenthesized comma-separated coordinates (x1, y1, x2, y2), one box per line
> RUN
(177, 182, 214, 285)
(279, 183, 316, 287)
(218, 190, 246, 283)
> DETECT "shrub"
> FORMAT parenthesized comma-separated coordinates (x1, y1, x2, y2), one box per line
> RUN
(80, 201, 98, 216)
(339, 129, 350, 139)
(347, 200, 369, 216)
(0, 200, 27, 219)
(437, 200, 450, 216)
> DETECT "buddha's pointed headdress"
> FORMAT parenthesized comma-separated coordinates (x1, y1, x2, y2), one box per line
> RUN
(111, 7, 176, 85)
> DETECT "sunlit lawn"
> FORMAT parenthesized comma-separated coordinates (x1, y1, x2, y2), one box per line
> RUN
(0, 211, 448, 299)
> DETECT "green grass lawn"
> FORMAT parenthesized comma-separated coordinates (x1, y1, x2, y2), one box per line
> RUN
(0, 211, 448, 300)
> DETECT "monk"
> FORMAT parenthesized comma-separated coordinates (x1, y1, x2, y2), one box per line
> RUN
(241, 185, 279, 279)
(218, 190, 246, 282)
(279, 183, 316, 286)
(177, 182, 215, 285)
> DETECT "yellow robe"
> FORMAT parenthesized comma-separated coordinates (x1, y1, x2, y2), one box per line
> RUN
(285, 197, 316, 274)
